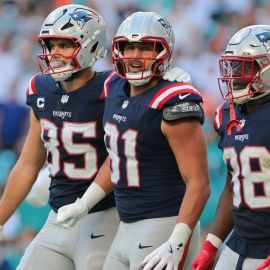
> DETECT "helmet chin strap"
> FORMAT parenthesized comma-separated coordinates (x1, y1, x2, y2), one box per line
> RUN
(226, 80, 242, 135)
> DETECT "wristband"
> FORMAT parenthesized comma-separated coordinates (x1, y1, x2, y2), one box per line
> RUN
(81, 182, 106, 210)
(169, 223, 192, 247)
(206, 233, 222, 249)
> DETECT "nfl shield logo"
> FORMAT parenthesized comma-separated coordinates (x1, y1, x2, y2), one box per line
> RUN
(122, 100, 129, 109)
(61, 95, 69, 103)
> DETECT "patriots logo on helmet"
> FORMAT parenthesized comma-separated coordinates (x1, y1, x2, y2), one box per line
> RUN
(158, 18, 172, 36)
(68, 10, 97, 29)
(255, 32, 270, 51)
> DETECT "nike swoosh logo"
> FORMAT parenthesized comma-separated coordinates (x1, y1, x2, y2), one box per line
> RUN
(138, 243, 153, 249)
(179, 93, 191, 100)
(168, 244, 173, 254)
(90, 233, 105, 239)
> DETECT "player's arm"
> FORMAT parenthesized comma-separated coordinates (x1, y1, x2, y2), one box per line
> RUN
(191, 173, 233, 270)
(56, 156, 114, 228)
(0, 109, 46, 238)
(162, 118, 210, 227)
(141, 113, 210, 270)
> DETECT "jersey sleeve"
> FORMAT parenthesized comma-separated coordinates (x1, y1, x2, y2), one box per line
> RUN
(148, 82, 203, 109)
(101, 71, 117, 99)
(25, 73, 46, 120)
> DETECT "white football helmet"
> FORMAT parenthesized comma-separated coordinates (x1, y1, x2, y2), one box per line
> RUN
(218, 25, 270, 104)
(112, 11, 175, 86)
(38, 4, 107, 81)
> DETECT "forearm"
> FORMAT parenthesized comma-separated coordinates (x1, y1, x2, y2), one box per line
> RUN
(210, 178, 234, 241)
(176, 179, 210, 229)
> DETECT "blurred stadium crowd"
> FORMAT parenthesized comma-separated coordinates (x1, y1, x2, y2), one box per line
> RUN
(0, 0, 269, 269)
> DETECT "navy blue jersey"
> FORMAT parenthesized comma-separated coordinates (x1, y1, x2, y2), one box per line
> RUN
(103, 73, 203, 222)
(214, 101, 270, 257)
(26, 72, 115, 212)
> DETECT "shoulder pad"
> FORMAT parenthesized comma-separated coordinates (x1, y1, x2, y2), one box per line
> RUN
(149, 83, 203, 109)
(163, 101, 204, 124)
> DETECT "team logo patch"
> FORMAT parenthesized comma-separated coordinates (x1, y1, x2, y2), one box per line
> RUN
(37, 97, 45, 110)
(61, 94, 69, 104)
(177, 102, 200, 112)
(69, 10, 100, 29)
(122, 100, 129, 109)
(240, 118, 246, 128)
(256, 32, 270, 51)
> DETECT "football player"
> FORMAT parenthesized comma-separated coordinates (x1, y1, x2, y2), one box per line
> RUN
(57, 11, 210, 270)
(0, 4, 193, 270)
(191, 25, 270, 270)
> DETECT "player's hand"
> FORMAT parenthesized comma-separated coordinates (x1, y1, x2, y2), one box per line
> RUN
(256, 256, 270, 270)
(0, 225, 3, 241)
(56, 198, 88, 228)
(191, 240, 219, 270)
(163, 67, 192, 83)
(139, 240, 184, 270)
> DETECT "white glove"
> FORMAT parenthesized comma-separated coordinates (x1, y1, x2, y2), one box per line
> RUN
(163, 67, 192, 83)
(140, 223, 192, 270)
(57, 182, 106, 228)
(57, 198, 88, 228)
(141, 240, 184, 270)
(0, 225, 3, 241)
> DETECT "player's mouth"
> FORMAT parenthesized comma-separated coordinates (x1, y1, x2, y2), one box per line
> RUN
(231, 79, 249, 91)
(128, 62, 144, 73)
(51, 60, 67, 70)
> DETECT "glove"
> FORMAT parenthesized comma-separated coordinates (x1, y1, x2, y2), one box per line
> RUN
(57, 198, 88, 228)
(140, 240, 184, 270)
(163, 67, 192, 83)
(191, 234, 222, 270)
(257, 256, 270, 270)
(0, 225, 3, 241)
(57, 182, 106, 228)
(140, 223, 192, 270)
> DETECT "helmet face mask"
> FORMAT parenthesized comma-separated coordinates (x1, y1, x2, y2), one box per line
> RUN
(218, 55, 265, 103)
(113, 36, 170, 85)
(218, 25, 270, 104)
(37, 4, 107, 82)
(38, 37, 82, 81)
(112, 12, 174, 86)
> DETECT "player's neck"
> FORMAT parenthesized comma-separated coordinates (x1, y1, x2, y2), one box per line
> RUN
(62, 68, 95, 92)
(130, 77, 161, 97)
